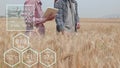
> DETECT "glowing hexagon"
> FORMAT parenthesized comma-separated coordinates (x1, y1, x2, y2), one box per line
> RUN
(4, 48, 20, 67)
(12, 33, 30, 51)
(40, 48, 56, 67)
(22, 48, 38, 67)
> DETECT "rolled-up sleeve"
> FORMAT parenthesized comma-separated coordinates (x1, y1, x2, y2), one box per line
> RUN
(54, 1, 64, 31)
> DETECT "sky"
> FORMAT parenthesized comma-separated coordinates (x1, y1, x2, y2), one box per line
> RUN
(0, 0, 120, 18)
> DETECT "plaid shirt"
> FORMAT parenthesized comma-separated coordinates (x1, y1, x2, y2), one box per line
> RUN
(24, 0, 45, 34)
(54, 0, 79, 32)
(24, 0, 43, 24)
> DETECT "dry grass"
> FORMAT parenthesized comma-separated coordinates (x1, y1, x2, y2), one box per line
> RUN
(0, 18, 120, 68)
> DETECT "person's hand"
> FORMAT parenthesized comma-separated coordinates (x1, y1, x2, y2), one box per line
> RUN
(34, 18, 47, 27)
(76, 23, 80, 29)
(46, 13, 56, 21)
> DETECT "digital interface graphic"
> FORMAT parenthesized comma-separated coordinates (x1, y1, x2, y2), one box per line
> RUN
(0, 0, 120, 68)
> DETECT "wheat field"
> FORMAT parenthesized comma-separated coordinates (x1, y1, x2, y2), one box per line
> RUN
(0, 18, 120, 68)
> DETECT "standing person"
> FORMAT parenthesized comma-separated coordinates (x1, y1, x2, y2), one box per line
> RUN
(54, 0, 80, 68)
(24, 0, 55, 36)
(54, 0, 80, 35)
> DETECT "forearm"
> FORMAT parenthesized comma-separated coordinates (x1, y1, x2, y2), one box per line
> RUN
(56, 14, 64, 32)
(33, 17, 47, 24)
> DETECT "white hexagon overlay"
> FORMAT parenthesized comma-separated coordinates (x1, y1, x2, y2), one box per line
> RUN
(40, 48, 56, 67)
(12, 33, 30, 51)
(22, 48, 38, 68)
(4, 48, 20, 68)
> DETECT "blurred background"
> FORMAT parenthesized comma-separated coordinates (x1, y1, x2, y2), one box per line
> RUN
(0, 0, 120, 18)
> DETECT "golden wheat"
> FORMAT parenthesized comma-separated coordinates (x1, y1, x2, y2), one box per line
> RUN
(0, 18, 120, 68)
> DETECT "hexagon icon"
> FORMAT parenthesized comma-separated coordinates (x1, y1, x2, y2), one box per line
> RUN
(4, 48, 20, 68)
(12, 33, 30, 51)
(22, 48, 38, 67)
(40, 48, 56, 67)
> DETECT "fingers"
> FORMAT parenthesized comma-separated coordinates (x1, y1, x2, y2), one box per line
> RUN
(47, 15, 55, 20)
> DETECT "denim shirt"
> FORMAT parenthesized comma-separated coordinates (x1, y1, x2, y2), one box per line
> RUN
(54, 0, 79, 32)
